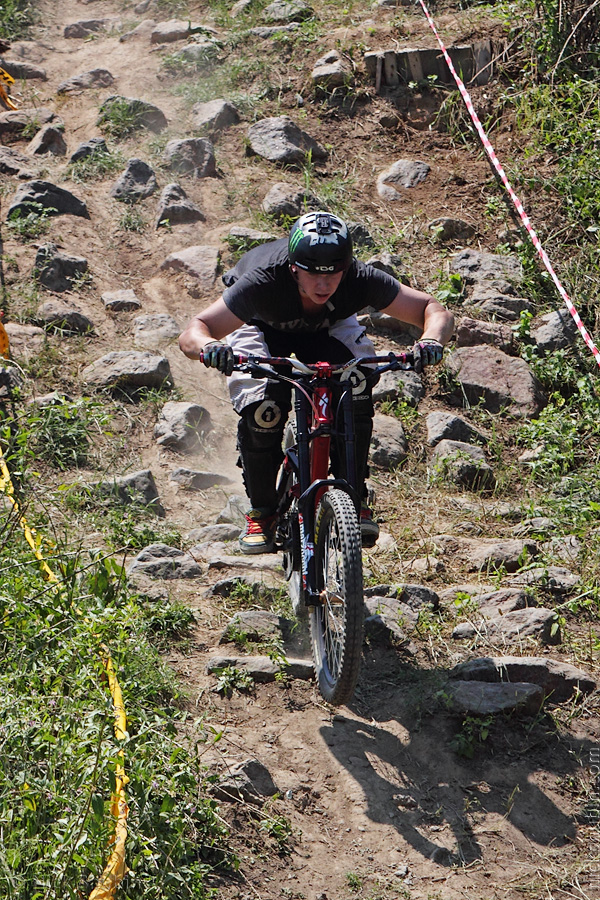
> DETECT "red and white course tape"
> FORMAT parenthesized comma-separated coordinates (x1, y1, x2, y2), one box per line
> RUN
(416, 0, 600, 367)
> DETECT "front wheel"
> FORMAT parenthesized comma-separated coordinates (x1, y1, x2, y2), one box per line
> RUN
(310, 488, 364, 706)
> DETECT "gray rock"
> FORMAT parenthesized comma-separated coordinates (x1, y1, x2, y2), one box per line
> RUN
(102, 289, 142, 311)
(263, 0, 313, 21)
(364, 583, 440, 610)
(163, 138, 217, 177)
(377, 160, 430, 200)
(0, 58, 46, 80)
(430, 439, 495, 490)
(347, 221, 376, 250)
(452, 607, 560, 645)
(98, 95, 168, 133)
(508, 565, 579, 594)
(207, 554, 282, 572)
(82, 351, 172, 391)
(220, 609, 289, 643)
(364, 613, 408, 643)
(450, 656, 596, 702)
(452, 248, 523, 287)
(231, 0, 253, 14)
(26, 124, 66, 156)
(134, 313, 180, 347)
(249, 23, 300, 36)
(154, 400, 212, 451)
(119, 18, 157, 42)
(26, 389, 71, 407)
(542, 534, 581, 565)
(127, 544, 202, 578)
(206, 654, 313, 682)
(95, 469, 164, 515)
(211, 758, 279, 803)
(247, 116, 327, 165)
(64, 19, 108, 38)
(9, 180, 89, 219)
(36, 300, 94, 334)
(110, 158, 157, 201)
(467, 537, 537, 573)
(57, 68, 114, 93)
(428, 217, 476, 242)
(0, 107, 58, 139)
(370, 413, 408, 468)
(228, 225, 278, 246)
(444, 346, 545, 418)
(188, 523, 241, 542)
(35, 244, 88, 293)
(365, 251, 407, 280)
(426, 411, 488, 447)
(472, 293, 534, 322)
(168, 39, 221, 65)
(372, 369, 424, 407)
(261, 181, 321, 220)
(204, 574, 260, 597)
(311, 50, 350, 89)
(150, 19, 192, 43)
(69, 137, 108, 163)
(472, 587, 531, 616)
(217, 494, 247, 526)
(170, 467, 231, 490)
(160, 245, 219, 295)
(0, 146, 35, 178)
(443, 680, 544, 716)
(4, 322, 45, 357)
(531, 309, 578, 352)
(156, 183, 204, 228)
(191, 99, 240, 132)
(456, 316, 513, 352)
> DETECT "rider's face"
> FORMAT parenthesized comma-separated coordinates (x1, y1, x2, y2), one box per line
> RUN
(293, 267, 344, 306)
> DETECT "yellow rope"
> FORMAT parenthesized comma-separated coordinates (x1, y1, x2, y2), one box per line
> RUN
(0, 331, 128, 899)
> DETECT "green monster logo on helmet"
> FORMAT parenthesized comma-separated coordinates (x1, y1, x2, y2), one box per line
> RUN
(288, 211, 353, 274)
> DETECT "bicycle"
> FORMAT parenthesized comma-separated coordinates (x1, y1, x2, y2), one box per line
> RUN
(201, 350, 415, 706)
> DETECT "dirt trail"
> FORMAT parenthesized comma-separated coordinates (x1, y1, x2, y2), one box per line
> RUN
(4, 1, 600, 898)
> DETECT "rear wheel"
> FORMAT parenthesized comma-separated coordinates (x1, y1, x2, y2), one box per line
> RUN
(310, 488, 363, 705)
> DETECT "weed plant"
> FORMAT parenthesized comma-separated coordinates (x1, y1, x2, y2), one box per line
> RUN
(20, 398, 111, 471)
(0, 536, 234, 899)
(6, 204, 56, 242)
(0, 0, 34, 38)
(67, 147, 125, 183)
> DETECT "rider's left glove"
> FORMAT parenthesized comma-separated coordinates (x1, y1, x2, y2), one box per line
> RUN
(412, 339, 444, 373)
(202, 341, 235, 376)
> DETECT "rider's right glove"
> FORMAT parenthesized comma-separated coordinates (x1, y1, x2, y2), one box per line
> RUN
(412, 339, 444, 374)
(202, 341, 235, 376)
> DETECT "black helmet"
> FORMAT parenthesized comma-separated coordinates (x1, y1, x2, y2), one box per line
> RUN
(288, 211, 353, 274)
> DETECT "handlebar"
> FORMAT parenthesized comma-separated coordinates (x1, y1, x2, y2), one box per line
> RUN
(198, 351, 415, 375)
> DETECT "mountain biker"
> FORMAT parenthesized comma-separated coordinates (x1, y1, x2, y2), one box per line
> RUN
(179, 211, 454, 554)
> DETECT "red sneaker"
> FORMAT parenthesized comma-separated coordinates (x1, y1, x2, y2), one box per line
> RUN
(239, 508, 278, 555)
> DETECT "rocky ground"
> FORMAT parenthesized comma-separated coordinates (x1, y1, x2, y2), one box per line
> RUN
(1, 0, 599, 898)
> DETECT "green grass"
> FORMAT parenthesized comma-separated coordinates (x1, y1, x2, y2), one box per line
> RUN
(67, 147, 125, 183)
(6, 204, 56, 242)
(0, 0, 34, 38)
(0, 536, 234, 899)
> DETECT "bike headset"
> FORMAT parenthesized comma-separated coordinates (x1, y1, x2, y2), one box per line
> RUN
(288, 211, 353, 277)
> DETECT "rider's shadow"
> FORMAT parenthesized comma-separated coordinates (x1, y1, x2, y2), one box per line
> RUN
(320, 662, 592, 867)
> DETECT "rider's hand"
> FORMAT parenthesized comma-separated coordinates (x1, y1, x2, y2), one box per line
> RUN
(412, 339, 444, 373)
(202, 341, 235, 376)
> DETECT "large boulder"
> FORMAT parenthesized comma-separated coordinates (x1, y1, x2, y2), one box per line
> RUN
(110, 158, 157, 201)
(98, 95, 168, 133)
(160, 245, 220, 295)
(8, 180, 89, 218)
(57, 68, 114, 93)
(430, 439, 495, 490)
(261, 182, 321, 221)
(0, 107, 58, 140)
(36, 300, 94, 334)
(191, 99, 240, 132)
(444, 346, 545, 418)
(377, 160, 430, 200)
(247, 116, 327, 164)
(451, 248, 523, 288)
(27, 124, 66, 156)
(35, 244, 88, 293)
(450, 656, 596, 702)
(531, 309, 578, 352)
(155, 183, 204, 228)
(82, 351, 172, 391)
(370, 413, 408, 468)
(163, 138, 217, 177)
(154, 400, 212, 451)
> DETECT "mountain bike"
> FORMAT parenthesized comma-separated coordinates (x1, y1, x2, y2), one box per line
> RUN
(203, 351, 415, 706)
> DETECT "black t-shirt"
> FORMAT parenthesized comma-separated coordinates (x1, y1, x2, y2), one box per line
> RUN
(222, 238, 400, 333)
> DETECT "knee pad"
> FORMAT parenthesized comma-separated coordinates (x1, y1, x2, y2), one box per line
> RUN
(238, 399, 287, 452)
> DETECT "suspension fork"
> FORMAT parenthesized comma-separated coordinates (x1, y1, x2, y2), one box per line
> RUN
(339, 381, 360, 517)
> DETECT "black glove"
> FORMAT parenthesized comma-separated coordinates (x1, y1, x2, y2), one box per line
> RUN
(202, 341, 235, 376)
(412, 339, 444, 373)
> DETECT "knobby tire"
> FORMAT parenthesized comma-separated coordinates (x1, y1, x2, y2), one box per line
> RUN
(310, 488, 363, 706)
